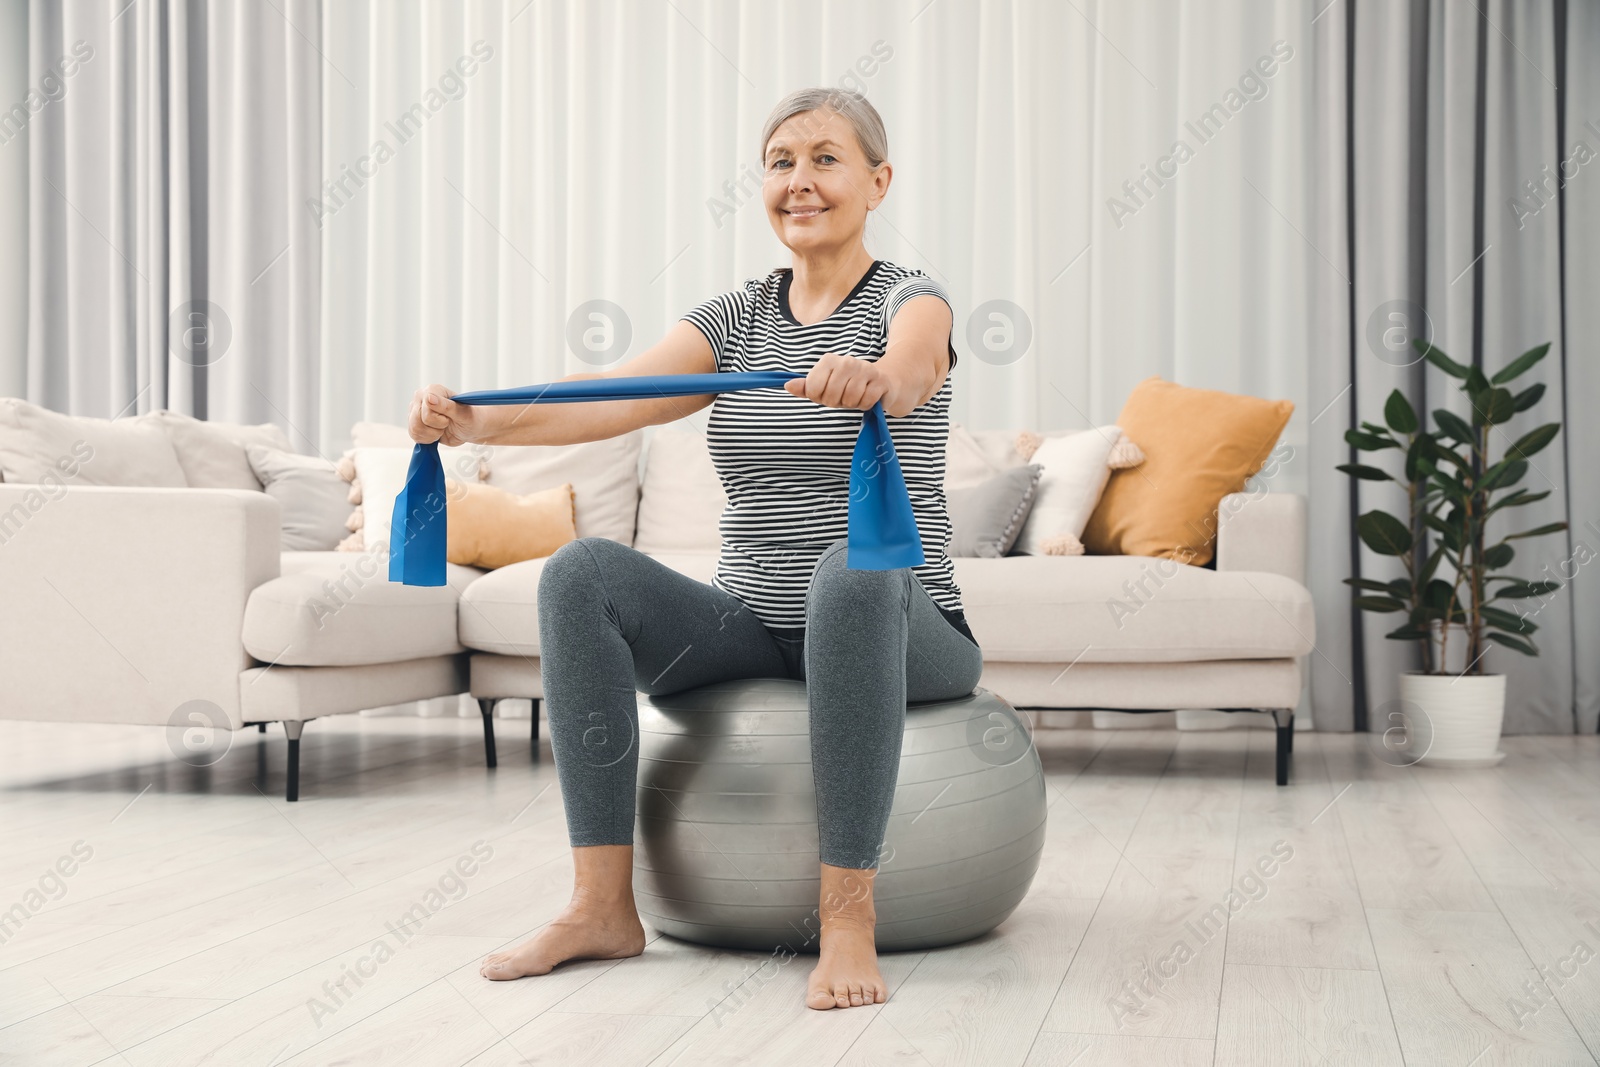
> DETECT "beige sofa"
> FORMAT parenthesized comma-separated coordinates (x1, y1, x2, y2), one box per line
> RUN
(0, 411, 1313, 800)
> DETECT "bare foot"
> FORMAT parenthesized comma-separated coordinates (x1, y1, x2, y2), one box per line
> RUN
(806, 863, 888, 1010)
(480, 892, 646, 980)
(807, 918, 888, 1009)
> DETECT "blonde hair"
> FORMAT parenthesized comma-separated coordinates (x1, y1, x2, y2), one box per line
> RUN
(759, 87, 888, 169)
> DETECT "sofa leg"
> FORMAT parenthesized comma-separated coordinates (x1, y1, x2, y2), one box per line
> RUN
(531, 698, 541, 761)
(283, 720, 305, 802)
(1272, 709, 1294, 786)
(258, 722, 267, 733)
(479, 699, 498, 769)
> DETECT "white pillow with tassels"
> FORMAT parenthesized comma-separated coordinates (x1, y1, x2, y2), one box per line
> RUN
(1011, 426, 1145, 556)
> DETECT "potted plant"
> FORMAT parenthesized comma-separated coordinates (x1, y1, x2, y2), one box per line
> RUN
(1338, 339, 1566, 765)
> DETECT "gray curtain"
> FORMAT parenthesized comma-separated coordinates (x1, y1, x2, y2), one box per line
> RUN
(1309, 0, 1599, 734)
(17, 0, 320, 440)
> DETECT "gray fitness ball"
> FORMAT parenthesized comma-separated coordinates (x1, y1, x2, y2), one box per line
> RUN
(632, 677, 1047, 953)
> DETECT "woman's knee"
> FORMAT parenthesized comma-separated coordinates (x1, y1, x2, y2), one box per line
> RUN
(807, 538, 908, 615)
(538, 537, 620, 610)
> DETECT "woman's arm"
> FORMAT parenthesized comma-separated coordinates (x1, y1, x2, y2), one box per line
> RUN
(411, 320, 720, 447)
(782, 294, 953, 419)
(876, 294, 953, 417)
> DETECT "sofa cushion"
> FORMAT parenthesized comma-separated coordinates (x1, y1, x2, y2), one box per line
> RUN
(247, 445, 350, 551)
(0, 397, 186, 487)
(458, 551, 716, 657)
(483, 431, 643, 547)
(141, 409, 294, 490)
(634, 423, 724, 553)
(948, 463, 1042, 558)
(243, 551, 483, 666)
(954, 554, 1313, 662)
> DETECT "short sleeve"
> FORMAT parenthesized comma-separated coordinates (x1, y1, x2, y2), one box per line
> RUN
(883, 275, 959, 372)
(680, 283, 754, 373)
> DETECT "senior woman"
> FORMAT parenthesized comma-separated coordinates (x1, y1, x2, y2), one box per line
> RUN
(409, 87, 981, 1012)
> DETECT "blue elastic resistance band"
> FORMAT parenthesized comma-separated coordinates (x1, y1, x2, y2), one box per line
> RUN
(387, 372, 926, 586)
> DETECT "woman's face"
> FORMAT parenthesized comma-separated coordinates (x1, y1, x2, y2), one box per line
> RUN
(762, 108, 889, 255)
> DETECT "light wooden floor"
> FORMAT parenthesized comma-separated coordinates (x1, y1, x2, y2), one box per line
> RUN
(2, 716, 1598, 1067)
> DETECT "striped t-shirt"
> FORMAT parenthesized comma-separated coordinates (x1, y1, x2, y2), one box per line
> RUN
(680, 259, 972, 643)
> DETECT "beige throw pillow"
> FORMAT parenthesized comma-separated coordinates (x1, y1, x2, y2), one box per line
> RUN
(448, 481, 577, 568)
(0, 397, 185, 487)
(140, 409, 294, 490)
(634, 423, 724, 553)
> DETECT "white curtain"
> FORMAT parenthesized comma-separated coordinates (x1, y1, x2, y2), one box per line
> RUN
(318, 0, 1316, 452)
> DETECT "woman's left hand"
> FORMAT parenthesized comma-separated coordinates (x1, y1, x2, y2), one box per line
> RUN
(784, 353, 891, 412)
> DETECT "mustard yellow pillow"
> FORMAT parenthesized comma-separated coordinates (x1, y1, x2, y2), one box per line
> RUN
(1082, 376, 1293, 567)
(445, 480, 577, 569)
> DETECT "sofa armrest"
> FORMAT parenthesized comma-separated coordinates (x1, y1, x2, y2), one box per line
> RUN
(0, 485, 280, 726)
(1215, 491, 1306, 584)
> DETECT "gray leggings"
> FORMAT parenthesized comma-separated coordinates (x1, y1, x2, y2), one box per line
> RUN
(536, 536, 985, 870)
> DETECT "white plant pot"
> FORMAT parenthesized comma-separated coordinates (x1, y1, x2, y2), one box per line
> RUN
(1400, 671, 1507, 767)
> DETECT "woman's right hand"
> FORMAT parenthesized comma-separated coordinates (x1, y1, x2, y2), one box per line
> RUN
(409, 385, 480, 446)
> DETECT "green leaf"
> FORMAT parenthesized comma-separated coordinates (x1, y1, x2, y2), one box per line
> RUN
(1418, 341, 1470, 378)
(1433, 408, 1476, 444)
(1384, 389, 1419, 434)
(1465, 366, 1491, 396)
(1422, 579, 1457, 612)
(1337, 463, 1394, 481)
(1482, 605, 1537, 634)
(1512, 382, 1546, 412)
(1474, 387, 1516, 426)
(1385, 624, 1433, 641)
(1480, 459, 1528, 492)
(1356, 511, 1413, 556)
(1488, 488, 1551, 515)
(1491, 342, 1551, 385)
(1404, 437, 1428, 482)
(1344, 577, 1401, 593)
(1506, 423, 1561, 461)
(1344, 430, 1396, 451)
(1492, 580, 1561, 599)
(1418, 546, 1447, 586)
(1388, 577, 1414, 599)
(1424, 513, 1463, 553)
(1354, 596, 1407, 613)
(1424, 441, 1469, 471)
(1484, 542, 1516, 568)
(1485, 631, 1539, 656)
(1505, 521, 1568, 541)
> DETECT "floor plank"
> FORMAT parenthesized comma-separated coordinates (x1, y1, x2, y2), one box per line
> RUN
(1214, 963, 1403, 1065)
(1366, 906, 1594, 1065)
